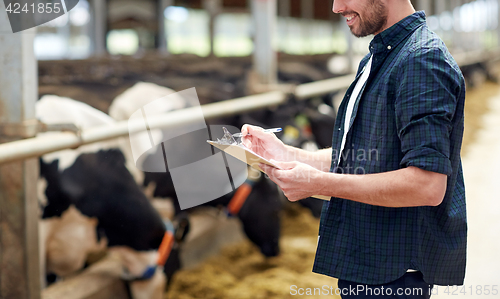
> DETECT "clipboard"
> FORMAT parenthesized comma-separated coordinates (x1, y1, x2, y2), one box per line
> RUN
(207, 140, 279, 173)
(207, 140, 331, 201)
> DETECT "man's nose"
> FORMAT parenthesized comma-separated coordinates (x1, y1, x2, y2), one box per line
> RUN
(332, 0, 346, 14)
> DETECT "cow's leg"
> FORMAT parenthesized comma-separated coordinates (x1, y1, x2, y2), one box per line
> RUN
(38, 218, 58, 288)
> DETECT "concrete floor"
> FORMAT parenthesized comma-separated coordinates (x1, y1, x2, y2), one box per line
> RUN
(433, 94, 500, 297)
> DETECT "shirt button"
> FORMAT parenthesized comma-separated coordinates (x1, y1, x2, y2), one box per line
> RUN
(338, 128, 341, 131)
(387, 45, 392, 50)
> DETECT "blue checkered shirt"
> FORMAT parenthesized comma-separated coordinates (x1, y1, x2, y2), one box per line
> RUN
(313, 11, 467, 285)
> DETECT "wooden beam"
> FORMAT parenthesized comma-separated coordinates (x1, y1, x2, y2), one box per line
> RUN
(203, 0, 222, 56)
(90, 0, 108, 55)
(158, 0, 173, 53)
(0, 3, 40, 299)
(278, 0, 290, 17)
(300, 0, 313, 19)
(251, 0, 278, 84)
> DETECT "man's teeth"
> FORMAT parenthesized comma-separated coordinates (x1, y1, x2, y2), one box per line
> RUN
(346, 16, 354, 21)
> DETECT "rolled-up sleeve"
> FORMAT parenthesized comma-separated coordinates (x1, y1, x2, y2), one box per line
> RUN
(395, 47, 462, 176)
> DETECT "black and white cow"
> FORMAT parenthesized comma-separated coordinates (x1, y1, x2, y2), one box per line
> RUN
(37, 95, 185, 298)
(143, 167, 282, 257)
(109, 82, 284, 257)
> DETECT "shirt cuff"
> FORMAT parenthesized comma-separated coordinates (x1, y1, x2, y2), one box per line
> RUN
(400, 147, 452, 176)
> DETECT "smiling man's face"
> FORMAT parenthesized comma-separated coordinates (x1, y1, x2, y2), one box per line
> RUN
(333, 0, 389, 37)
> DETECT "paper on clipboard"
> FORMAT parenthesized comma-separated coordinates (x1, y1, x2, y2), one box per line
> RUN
(207, 140, 331, 201)
(207, 140, 279, 173)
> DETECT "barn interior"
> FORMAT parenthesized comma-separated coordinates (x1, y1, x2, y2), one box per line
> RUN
(1, 0, 500, 298)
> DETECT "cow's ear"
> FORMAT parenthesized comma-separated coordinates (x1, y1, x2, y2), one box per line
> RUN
(40, 158, 60, 177)
(51, 159, 59, 170)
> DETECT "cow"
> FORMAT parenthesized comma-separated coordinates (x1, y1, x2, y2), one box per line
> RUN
(36, 95, 186, 298)
(108, 82, 183, 122)
(109, 82, 284, 257)
(143, 166, 282, 257)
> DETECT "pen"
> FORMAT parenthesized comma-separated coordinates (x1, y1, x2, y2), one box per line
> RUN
(232, 128, 282, 138)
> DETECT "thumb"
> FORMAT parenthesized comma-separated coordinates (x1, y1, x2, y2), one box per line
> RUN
(270, 160, 297, 170)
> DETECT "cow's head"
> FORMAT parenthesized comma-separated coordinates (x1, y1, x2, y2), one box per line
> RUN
(237, 175, 283, 257)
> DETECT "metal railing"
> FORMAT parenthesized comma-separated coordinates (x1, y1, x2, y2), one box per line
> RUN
(0, 75, 353, 164)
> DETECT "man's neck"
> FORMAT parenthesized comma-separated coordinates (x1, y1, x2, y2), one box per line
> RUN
(375, 1, 416, 36)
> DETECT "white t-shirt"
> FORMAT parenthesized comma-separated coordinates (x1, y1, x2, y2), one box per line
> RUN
(338, 55, 373, 165)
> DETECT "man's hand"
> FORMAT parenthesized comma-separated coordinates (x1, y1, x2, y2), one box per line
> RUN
(241, 124, 290, 162)
(260, 160, 326, 202)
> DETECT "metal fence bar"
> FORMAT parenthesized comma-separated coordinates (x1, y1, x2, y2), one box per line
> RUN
(0, 8, 40, 299)
(0, 73, 356, 164)
(452, 48, 500, 67)
(295, 73, 355, 100)
(0, 90, 290, 164)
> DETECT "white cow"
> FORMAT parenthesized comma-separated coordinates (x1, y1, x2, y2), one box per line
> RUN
(37, 95, 143, 183)
(109, 82, 185, 121)
(108, 82, 192, 179)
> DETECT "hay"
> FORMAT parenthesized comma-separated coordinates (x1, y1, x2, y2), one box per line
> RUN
(166, 204, 339, 299)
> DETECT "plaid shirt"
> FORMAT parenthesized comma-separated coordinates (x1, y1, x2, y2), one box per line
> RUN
(313, 11, 467, 285)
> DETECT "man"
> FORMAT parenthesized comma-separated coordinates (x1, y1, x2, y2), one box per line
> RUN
(241, 0, 466, 298)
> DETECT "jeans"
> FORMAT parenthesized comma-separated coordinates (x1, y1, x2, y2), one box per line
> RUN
(337, 271, 433, 298)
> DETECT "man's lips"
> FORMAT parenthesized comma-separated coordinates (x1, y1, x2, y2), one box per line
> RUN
(344, 14, 357, 26)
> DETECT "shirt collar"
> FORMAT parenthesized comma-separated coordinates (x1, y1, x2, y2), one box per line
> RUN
(369, 11, 426, 55)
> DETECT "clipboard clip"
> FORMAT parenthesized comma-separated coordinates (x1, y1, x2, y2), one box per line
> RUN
(217, 127, 239, 145)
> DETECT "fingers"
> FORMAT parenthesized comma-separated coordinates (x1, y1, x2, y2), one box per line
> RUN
(241, 123, 289, 166)
(241, 124, 262, 138)
(259, 163, 279, 176)
(259, 163, 293, 184)
(241, 124, 274, 151)
(241, 124, 261, 148)
(259, 164, 301, 202)
(241, 124, 256, 136)
(241, 134, 252, 148)
(259, 163, 281, 179)
(241, 124, 276, 139)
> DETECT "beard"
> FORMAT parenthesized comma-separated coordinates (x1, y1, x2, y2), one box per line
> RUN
(348, 0, 388, 37)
